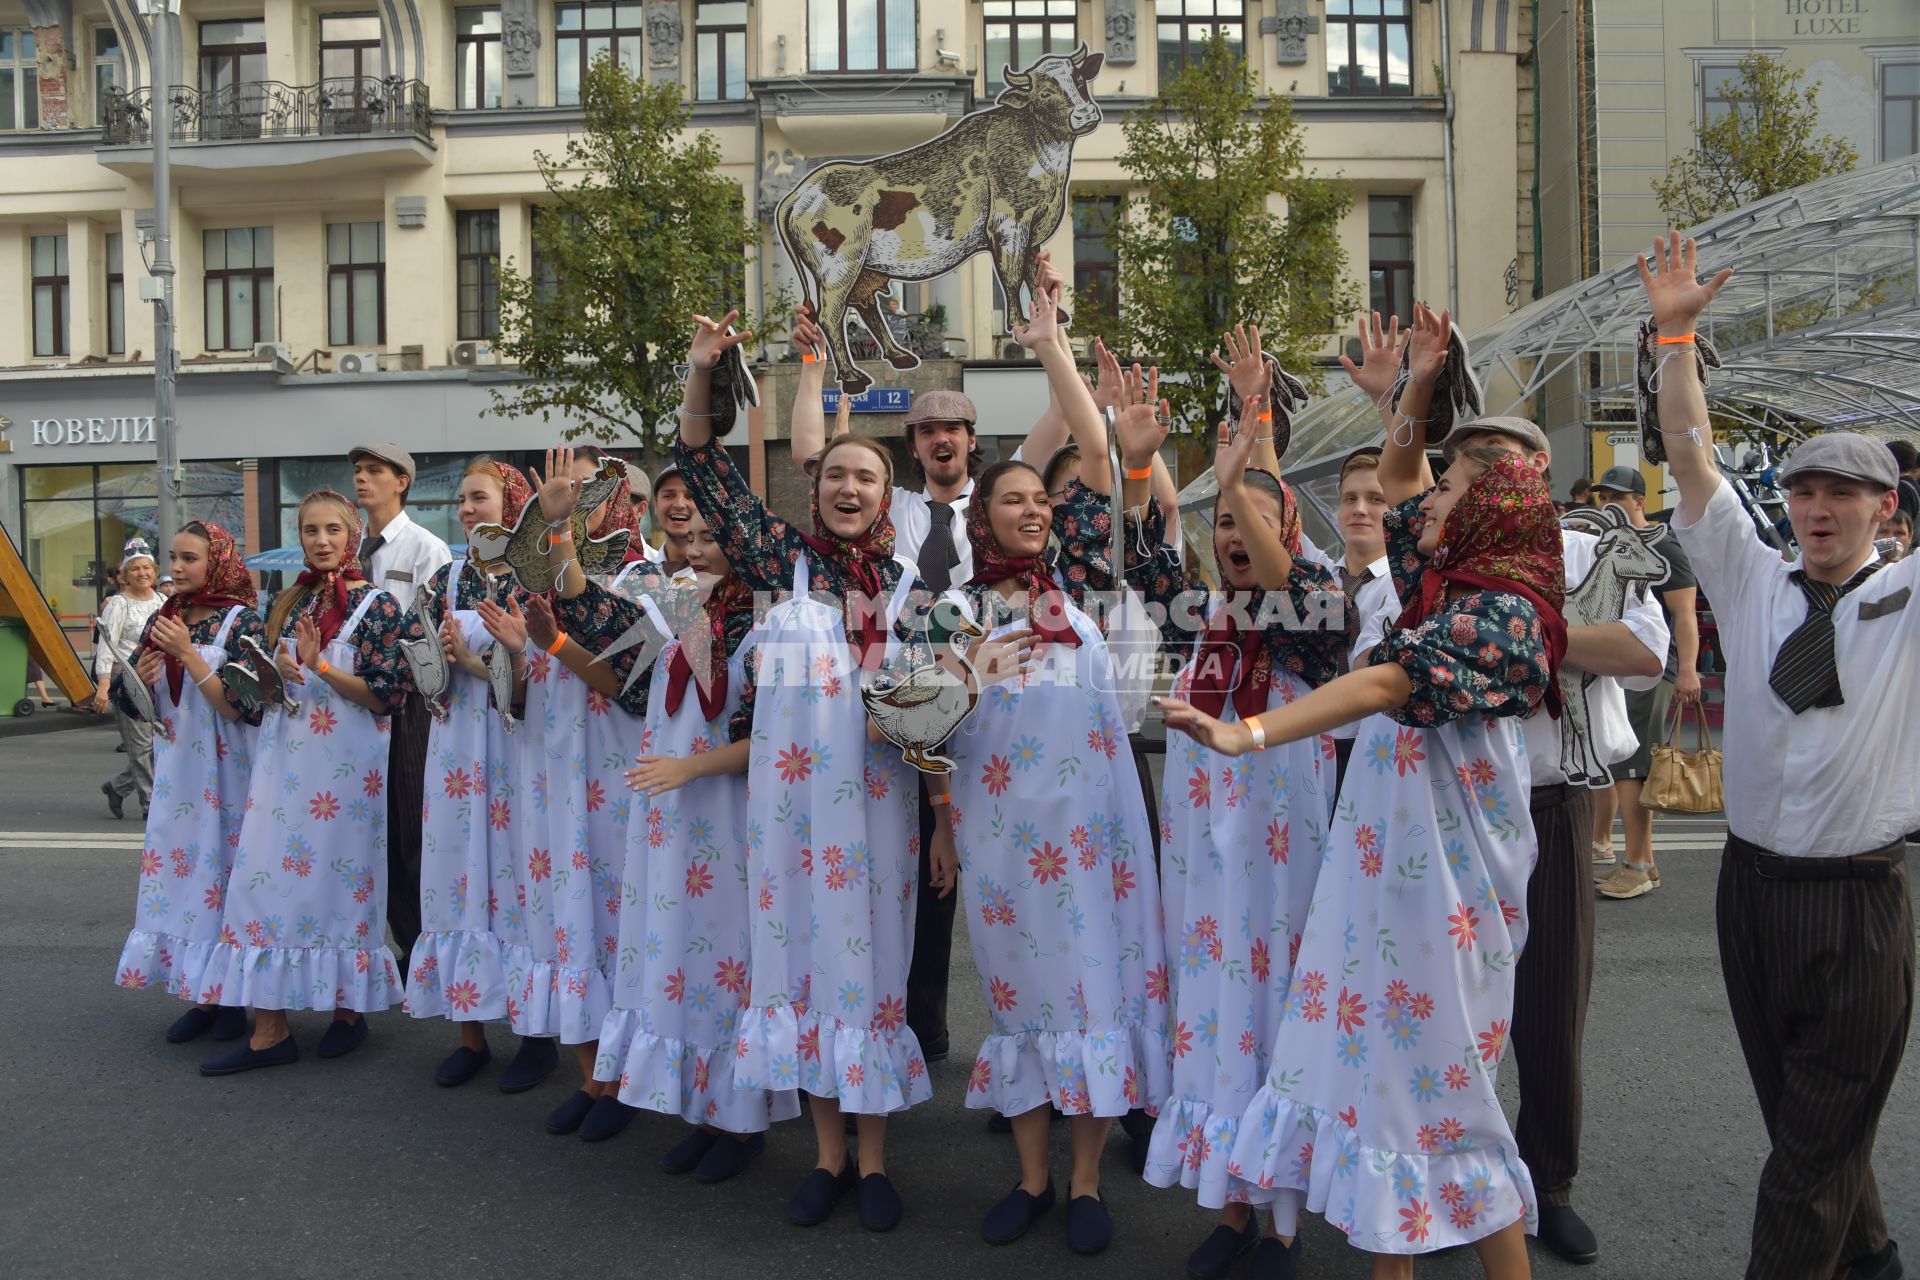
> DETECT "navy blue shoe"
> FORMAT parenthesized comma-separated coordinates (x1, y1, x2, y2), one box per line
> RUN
(209, 1006, 249, 1042)
(499, 1036, 559, 1093)
(435, 1044, 492, 1087)
(858, 1173, 904, 1232)
(546, 1089, 596, 1135)
(787, 1161, 856, 1226)
(199, 1035, 299, 1076)
(316, 1015, 368, 1060)
(165, 1006, 218, 1044)
(1066, 1194, 1113, 1255)
(1247, 1235, 1302, 1280)
(1188, 1218, 1261, 1279)
(981, 1181, 1056, 1245)
(694, 1132, 765, 1183)
(663, 1127, 720, 1175)
(578, 1094, 637, 1142)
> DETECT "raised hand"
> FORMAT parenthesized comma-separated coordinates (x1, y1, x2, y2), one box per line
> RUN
(149, 614, 194, 659)
(523, 594, 560, 650)
(529, 446, 580, 525)
(275, 637, 306, 686)
(1209, 323, 1268, 404)
(1113, 361, 1169, 471)
(477, 596, 529, 653)
(688, 309, 753, 371)
(1405, 303, 1452, 386)
(1089, 337, 1122, 415)
(1154, 695, 1254, 756)
(1337, 311, 1405, 402)
(790, 302, 825, 360)
(1011, 282, 1062, 352)
(294, 617, 324, 671)
(1033, 249, 1066, 301)
(1636, 232, 1733, 333)
(1216, 396, 1264, 490)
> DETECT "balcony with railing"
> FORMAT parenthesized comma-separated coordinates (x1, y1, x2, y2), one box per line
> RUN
(98, 77, 435, 177)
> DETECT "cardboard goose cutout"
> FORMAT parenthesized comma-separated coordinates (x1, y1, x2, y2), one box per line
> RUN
(775, 44, 1103, 393)
(1557, 504, 1673, 786)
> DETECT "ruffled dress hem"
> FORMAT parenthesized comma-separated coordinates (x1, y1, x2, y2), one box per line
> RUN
(594, 1007, 802, 1130)
(964, 1023, 1172, 1119)
(733, 1004, 932, 1114)
(505, 946, 613, 1044)
(403, 929, 510, 1021)
(1144, 1094, 1270, 1208)
(199, 941, 401, 1013)
(114, 931, 227, 1005)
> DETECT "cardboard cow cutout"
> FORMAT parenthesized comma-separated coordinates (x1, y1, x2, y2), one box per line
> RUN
(1556, 504, 1673, 786)
(776, 44, 1104, 393)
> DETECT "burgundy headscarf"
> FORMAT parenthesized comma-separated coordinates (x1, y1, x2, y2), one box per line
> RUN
(663, 573, 753, 721)
(963, 473, 1079, 648)
(152, 521, 256, 701)
(1190, 471, 1304, 721)
(290, 490, 366, 647)
(488, 460, 534, 528)
(799, 438, 897, 670)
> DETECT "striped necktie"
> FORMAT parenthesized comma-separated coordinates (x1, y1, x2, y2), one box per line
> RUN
(1767, 561, 1882, 714)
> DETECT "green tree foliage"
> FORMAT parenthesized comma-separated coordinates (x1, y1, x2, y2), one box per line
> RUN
(1653, 52, 1857, 227)
(490, 56, 782, 457)
(1104, 33, 1358, 432)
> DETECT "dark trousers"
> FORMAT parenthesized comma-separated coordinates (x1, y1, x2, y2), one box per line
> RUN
(384, 694, 431, 962)
(1717, 844, 1914, 1279)
(1332, 735, 1354, 797)
(906, 778, 956, 1049)
(1510, 782, 1594, 1209)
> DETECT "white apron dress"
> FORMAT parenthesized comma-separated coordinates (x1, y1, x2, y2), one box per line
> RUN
(203, 590, 402, 1012)
(595, 597, 802, 1131)
(405, 561, 515, 1022)
(731, 555, 927, 1114)
(1229, 711, 1539, 1253)
(114, 607, 259, 1004)
(578, 562, 647, 976)
(943, 596, 1172, 1119)
(1144, 657, 1336, 1208)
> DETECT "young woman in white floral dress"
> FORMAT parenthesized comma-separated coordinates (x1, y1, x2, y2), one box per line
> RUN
(673, 312, 935, 1234)
(1159, 449, 1567, 1280)
(111, 522, 264, 1045)
(197, 490, 421, 1074)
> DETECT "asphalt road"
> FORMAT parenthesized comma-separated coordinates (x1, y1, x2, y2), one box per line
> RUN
(2, 722, 1913, 1279)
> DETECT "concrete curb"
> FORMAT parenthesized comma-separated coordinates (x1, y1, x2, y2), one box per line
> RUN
(0, 711, 114, 740)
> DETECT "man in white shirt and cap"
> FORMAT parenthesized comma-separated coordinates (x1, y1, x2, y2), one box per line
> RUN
(1639, 232, 1913, 1280)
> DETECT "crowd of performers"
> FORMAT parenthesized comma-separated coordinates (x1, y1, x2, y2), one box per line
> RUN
(106, 237, 1912, 1280)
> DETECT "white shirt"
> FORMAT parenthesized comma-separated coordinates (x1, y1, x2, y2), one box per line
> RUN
(95, 591, 165, 678)
(1673, 478, 1919, 857)
(1335, 556, 1402, 741)
(891, 482, 975, 586)
(361, 508, 452, 614)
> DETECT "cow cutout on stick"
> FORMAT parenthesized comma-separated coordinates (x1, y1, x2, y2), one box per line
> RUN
(776, 44, 1103, 393)
(1556, 504, 1673, 786)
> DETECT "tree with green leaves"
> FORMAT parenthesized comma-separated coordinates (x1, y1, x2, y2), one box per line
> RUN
(489, 56, 783, 459)
(1103, 33, 1358, 433)
(1653, 52, 1857, 228)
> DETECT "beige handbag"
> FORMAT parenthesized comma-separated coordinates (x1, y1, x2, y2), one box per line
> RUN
(1640, 699, 1723, 814)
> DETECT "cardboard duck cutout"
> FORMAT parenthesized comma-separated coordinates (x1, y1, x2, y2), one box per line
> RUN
(776, 43, 1104, 393)
(861, 597, 986, 775)
(1556, 504, 1673, 786)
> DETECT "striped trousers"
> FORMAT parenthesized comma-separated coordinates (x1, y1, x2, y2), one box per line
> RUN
(384, 694, 431, 961)
(1717, 846, 1914, 1280)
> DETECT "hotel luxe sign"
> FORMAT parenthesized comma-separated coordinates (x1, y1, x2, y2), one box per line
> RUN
(23, 415, 157, 446)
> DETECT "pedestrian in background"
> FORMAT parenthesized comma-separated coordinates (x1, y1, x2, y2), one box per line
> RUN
(93, 539, 164, 819)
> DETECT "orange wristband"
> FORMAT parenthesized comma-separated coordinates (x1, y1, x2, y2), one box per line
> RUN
(546, 631, 568, 655)
(1655, 333, 1696, 345)
(1124, 465, 1153, 481)
(313, 658, 331, 677)
(801, 352, 818, 363)
(929, 793, 951, 808)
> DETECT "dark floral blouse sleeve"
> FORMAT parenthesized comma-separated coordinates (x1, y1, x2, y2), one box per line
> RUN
(285, 585, 419, 713)
(1261, 559, 1348, 690)
(1367, 591, 1552, 728)
(112, 606, 268, 725)
(1051, 478, 1120, 606)
(555, 578, 661, 717)
(1118, 497, 1203, 655)
(1381, 491, 1433, 607)
(672, 439, 809, 592)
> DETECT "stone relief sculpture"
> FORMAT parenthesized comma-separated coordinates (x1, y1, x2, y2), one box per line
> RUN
(1104, 0, 1138, 65)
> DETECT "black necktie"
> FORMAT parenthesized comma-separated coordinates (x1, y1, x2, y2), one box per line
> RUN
(919, 501, 957, 593)
(1336, 567, 1367, 674)
(1768, 561, 1882, 714)
(358, 533, 385, 578)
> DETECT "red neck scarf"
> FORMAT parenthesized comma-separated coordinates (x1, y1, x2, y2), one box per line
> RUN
(290, 490, 366, 648)
(1191, 473, 1304, 721)
(154, 521, 257, 701)
(1393, 452, 1568, 714)
(664, 572, 753, 721)
(963, 483, 1079, 648)
(798, 457, 897, 670)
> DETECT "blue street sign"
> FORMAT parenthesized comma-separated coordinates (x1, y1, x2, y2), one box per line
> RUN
(823, 387, 913, 414)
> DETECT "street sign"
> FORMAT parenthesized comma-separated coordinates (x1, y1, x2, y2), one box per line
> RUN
(823, 387, 912, 414)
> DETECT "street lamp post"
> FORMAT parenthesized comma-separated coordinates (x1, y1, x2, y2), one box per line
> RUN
(144, 0, 181, 546)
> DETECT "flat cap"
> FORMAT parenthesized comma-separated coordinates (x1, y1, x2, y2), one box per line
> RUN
(1443, 415, 1549, 461)
(1592, 465, 1646, 496)
(348, 443, 417, 478)
(1779, 432, 1899, 490)
(903, 389, 977, 427)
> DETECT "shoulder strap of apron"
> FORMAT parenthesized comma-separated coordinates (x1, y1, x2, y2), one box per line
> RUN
(881, 565, 919, 665)
(339, 587, 386, 644)
(610, 561, 645, 591)
(213, 605, 243, 647)
(636, 594, 676, 647)
(793, 552, 812, 597)
(447, 558, 466, 613)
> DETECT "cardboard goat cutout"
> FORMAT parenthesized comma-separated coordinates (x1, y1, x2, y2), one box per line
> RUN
(775, 43, 1103, 393)
(1556, 504, 1673, 786)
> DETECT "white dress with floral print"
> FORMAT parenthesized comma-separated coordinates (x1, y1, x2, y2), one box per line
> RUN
(730, 555, 929, 1114)
(1143, 662, 1336, 1209)
(943, 595, 1172, 1120)
(1227, 711, 1539, 1254)
(114, 607, 259, 1004)
(595, 598, 803, 1131)
(203, 591, 402, 1012)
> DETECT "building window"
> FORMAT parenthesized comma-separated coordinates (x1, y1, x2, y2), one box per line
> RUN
(1700, 62, 1746, 124)
(1327, 0, 1410, 96)
(696, 2, 748, 101)
(984, 1, 1075, 95)
(1368, 196, 1414, 327)
(105, 232, 125, 356)
(320, 14, 382, 84)
(457, 210, 501, 340)
(809, 0, 916, 73)
(555, 2, 645, 107)
(1071, 194, 1119, 331)
(327, 221, 385, 346)
(1, 29, 38, 130)
(1882, 61, 1918, 160)
(31, 234, 68, 357)
(204, 227, 274, 351)
(93, 27, 123, 119)
(1156, 0, 1243, 82)
(531, 205, 566, 303)
(455, 8, 503, 110)
(200, 19, 267, 138)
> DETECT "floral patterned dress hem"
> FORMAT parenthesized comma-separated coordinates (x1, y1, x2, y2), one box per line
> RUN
(734, 1003, 932, 1115)
(505, 950, 613, 1044)
(965, 1022, 1171, 1119)
(595, 1008, 803, 1131)
(403, 928, 509, 1021)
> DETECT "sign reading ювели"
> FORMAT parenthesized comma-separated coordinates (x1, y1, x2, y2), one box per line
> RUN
(27, 416, 158, 446)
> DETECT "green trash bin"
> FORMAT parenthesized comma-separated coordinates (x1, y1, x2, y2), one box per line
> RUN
(0, 616, 29, 717)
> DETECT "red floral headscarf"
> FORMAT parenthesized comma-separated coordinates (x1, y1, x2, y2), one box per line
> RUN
(489, 459, 534, 528)
(290, 489, 366, 648)
(1190, 470, 1303, 721)
(963, 470, 1079, 648)
(1395, 451, 1567, 709)
(152, 521, 256, 701)
(663, 573, 754, 721)
(799, 438, 897, 670)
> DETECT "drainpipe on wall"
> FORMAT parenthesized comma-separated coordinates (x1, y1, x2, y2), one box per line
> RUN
(1439, 0, 1461, 319)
